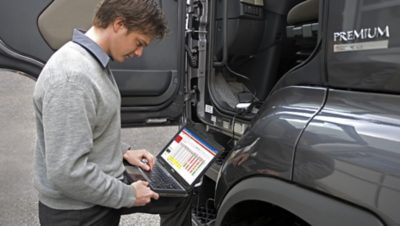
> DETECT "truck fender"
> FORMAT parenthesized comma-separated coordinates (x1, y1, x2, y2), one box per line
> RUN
(215, 177, 384, 226)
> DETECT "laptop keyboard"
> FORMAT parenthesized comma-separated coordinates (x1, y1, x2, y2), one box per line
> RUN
(147, 165, 181, 190)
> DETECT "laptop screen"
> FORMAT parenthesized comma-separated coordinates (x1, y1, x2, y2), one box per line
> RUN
(160, 128, 219, 185)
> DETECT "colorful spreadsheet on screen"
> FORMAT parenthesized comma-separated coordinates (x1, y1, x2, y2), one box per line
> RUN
(160, 128, 218, 185)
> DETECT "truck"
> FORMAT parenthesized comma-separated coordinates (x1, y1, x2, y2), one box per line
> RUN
(0, 0, 399, 225)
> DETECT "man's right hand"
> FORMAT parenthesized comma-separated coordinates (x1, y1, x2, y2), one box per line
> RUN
(131, 180, 159, 206)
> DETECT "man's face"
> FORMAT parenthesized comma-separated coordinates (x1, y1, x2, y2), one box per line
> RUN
(110, 26, 152, 63)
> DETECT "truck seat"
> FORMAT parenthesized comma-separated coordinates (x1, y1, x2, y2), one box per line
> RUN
(287, 0, 319, 25)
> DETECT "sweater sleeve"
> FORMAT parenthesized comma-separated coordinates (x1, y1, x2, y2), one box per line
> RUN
(42, 81, 136, 208)
(121, 142, 132, 154)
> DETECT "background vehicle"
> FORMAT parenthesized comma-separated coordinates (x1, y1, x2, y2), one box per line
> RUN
(1, 0, 400, 225)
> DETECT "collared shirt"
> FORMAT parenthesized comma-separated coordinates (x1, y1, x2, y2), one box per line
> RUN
(72, 29, 110, 68)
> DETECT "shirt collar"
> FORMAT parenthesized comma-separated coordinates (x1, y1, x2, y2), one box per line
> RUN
(72, 29, 110, 68)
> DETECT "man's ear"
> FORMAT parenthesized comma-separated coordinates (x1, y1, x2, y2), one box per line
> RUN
(112, 17, 125, 33)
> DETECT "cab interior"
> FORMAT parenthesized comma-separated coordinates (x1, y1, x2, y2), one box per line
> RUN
(204, 0, 319, 119)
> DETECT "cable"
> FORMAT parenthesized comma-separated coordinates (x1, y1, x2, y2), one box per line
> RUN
(195, 191, 200, 220)
(224, 64, 250, 80)
(205, 198, 215, 222)
(231, 112, 237, 141)
(213, 0, 249, 81)
(227, 110, 239, 147)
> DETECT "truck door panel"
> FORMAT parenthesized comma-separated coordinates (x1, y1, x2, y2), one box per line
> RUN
(0, 0, 186, 126)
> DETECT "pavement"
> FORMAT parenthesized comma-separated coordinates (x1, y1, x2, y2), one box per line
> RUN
(0, 70, 177, 226)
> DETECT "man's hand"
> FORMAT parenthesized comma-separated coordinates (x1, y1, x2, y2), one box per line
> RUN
(123, 149, 155, 171)
(131, 180, 159, 206)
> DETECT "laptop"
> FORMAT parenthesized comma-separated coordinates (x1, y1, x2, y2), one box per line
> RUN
(124, 124, 223, 197)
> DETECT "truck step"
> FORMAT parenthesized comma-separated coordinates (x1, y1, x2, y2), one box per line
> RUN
(192, 206, 217, 226)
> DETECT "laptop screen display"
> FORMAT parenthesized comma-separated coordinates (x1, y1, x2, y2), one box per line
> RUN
(160, 128, 219, 185)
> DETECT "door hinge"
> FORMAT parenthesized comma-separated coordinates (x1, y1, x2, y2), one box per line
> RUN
(184, 88, 197, 105)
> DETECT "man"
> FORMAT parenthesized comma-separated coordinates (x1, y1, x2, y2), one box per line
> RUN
(33, 0, 191, 225)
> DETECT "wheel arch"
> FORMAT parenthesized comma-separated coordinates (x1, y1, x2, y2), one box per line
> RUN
(215, 177, 385, 226)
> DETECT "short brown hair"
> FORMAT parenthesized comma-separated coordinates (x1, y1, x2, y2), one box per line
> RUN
(93, 0, 167, 39)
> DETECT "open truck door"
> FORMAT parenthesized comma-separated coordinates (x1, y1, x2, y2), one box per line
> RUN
(0, 0, 186, 127)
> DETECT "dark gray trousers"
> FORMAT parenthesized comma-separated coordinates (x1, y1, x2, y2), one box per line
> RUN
(39, 195, 192, 226)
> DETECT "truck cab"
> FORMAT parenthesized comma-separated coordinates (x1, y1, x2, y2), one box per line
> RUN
(1, 0, 400, 225)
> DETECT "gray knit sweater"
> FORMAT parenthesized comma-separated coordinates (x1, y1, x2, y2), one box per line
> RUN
(33, 41, 136, 210)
